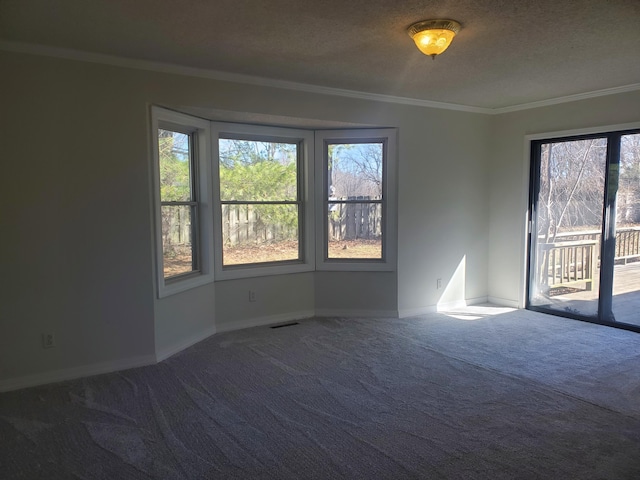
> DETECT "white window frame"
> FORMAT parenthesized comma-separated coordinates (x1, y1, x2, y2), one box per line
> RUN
(211, 122, 315, 280)
(151, 106, 215, 297)
(314, 129, 398, 272)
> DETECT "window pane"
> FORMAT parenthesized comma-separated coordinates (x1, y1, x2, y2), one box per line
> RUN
(222, 204, 300, 265)
(529, 138, 607, 317)
(161, 205, 197, 277)
(328, 143, 383, 199)
(158, 129, 192, 202)
(219, 139, 297, 201)
(327, 202, 382, 259)
(613, 133, 640, 327)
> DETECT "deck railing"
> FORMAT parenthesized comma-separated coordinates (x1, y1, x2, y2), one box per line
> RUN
(540, 240, 596, 291)
(614, 227, 640, 263)
(539, 227, 640, 290)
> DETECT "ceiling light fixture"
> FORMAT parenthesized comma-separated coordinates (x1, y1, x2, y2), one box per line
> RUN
(407, 19, 461, 59)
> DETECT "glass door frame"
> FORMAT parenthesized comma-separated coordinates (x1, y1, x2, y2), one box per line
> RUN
(526, 128, 640, 334)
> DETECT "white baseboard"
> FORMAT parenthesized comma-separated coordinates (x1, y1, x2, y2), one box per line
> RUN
(398, 306, 437, 318)
(0, 354, 157, 393)
(466, 296, 490, 306)
(400, 296, 491, 318)
(10, 299, 516, 392)
(437, 296, 489, 311)
(155, 325, 217, 362)
(488, 296, 521, 308)
(215, 310, 316, 333)
(436, 300, 468, 311)
(314, 309, 399, 318)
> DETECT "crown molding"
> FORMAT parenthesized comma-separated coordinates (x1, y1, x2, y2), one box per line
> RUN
(492, 83, 640, 114)
(2, 40, 639, 115)
(0, 40, 491, 113)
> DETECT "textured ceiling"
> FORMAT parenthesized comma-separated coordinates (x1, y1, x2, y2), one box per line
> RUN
(1, 0, 640, 109)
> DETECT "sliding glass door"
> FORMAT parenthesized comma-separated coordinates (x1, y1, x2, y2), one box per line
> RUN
(612, 133, 640, 327)
(528, 129, 640, 331)
(529, 137, 607, 318)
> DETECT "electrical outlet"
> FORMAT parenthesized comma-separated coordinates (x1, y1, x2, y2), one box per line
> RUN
(436, 278, 442, 289)
(42, 333, 56, 349)
(249, 290, 257, 302)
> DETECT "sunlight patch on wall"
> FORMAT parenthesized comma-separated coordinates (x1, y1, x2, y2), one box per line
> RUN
(437, 255, 466, 311)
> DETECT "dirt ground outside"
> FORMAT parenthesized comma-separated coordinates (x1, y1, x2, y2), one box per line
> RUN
(164, 239, 382, 276)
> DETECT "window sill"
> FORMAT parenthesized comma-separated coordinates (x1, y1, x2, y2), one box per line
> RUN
(158, 271, 215, 298)
(215, 261, 314, 281)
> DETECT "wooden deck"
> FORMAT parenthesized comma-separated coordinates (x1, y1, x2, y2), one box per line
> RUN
(611, 262, 640, 326)
(541, 261, 640, 327)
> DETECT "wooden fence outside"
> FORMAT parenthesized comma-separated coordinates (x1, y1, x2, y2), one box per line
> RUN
(217, 196, 383, 246)
(329, 196, 382, 241)
(220, 204, 298, 246)
(162, 206, 193, 255)
(162, 202, 383, 250)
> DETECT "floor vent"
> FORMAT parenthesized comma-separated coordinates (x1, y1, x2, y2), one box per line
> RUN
(270, 322, 299, 329)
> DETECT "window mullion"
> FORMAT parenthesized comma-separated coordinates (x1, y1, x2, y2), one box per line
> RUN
(327, 200, 383, 204)
(220, 200, 300, 205)
(161, 201, 198, 206)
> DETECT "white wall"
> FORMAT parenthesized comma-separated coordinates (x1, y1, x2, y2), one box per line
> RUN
(0, 48, 493, 390)
(487, 90, 640, 307)
(397, 111, 491, 317)
(154, 282, 216, 361)
(0, 53, 157, 389)
(315, 271, 397, 317)
(215, 273, 315, 332)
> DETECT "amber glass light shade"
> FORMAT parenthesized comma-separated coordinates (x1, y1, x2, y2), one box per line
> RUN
(412, 29, 456, 56)
(407, 20, 461, 58)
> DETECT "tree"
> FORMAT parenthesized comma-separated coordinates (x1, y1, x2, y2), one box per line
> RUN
(537, 138, 606, 243)
(329, 143, 382, 198)
(618, 133, 640, 224)
(218, 139, 298, 244)
(158, 130, 192, 258)
(327, 143, 383, 241)
(159, 130, 191, 201)
(533, 134, 640, 296)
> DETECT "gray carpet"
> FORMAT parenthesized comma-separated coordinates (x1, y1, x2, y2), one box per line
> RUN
(2, 307, 640, 479)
